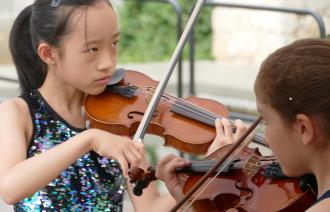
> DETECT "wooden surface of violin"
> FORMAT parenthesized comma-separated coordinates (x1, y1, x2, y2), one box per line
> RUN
(84, 69, 229, 154)
(181, 145, 316, 212)
(129, 145, 317, 211)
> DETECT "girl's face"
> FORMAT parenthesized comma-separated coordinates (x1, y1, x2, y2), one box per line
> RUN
(53, 1, 119, 95)
(256, 98, 307, 177)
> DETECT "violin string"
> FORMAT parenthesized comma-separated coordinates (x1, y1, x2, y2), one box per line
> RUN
(187, 154, 272, 168)
(181, 160, 261, 172)
(149, 87, 230, 122)
(136, 87, 229, 124)
(154, 87, 265, 143)
(182, 153, 238, 211)
(136, 86, 220, 119)
(182, 137, 252, 211)
(135, 87, 265, 143)
(136, 87, 265, 143)
(139, 87, 264, 138)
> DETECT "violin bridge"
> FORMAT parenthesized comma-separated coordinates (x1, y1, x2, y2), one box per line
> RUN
(145, 86, 155, 104)
(243, 155, 261, 179)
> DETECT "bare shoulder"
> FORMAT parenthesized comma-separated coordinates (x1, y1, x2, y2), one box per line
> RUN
(0, 97, 30, 121)
(0, 97, 32, 144)
(307, 199, 330, 212)
(0, 98, 33, 177)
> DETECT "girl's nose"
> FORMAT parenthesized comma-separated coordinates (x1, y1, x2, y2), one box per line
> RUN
(97, 52, 116, 72)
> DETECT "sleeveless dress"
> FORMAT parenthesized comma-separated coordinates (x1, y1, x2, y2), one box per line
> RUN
(14, 90, 125, 211)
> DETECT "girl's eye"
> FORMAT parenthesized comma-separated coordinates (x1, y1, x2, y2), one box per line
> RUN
(86, 47, 98, 53)
(112, 41, 119, 48)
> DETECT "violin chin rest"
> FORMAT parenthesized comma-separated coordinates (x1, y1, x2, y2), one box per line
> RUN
(108, 68, 125, 85)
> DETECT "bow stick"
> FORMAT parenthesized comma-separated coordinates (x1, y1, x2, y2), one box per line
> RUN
(133, 0, 207, 142)
(170, 116, 263, 211)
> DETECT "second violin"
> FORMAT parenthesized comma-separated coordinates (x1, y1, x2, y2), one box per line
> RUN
(129, 144, 317, 211)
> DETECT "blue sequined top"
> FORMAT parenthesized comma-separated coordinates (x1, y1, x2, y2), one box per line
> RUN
(14, 90, 125, 211)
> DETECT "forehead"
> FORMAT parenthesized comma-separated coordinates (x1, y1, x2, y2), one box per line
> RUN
(256, 98, 282, 121)
(67, 2, 118, 42)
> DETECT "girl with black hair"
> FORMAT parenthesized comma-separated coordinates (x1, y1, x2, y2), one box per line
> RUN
(0, 0, 247, 211)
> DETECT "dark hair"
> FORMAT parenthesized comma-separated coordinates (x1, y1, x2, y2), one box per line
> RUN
(9, 0, 112, 95)
(254, 38, 330, 134)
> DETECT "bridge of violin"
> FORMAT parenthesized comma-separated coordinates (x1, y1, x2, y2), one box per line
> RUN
(243, 155, 261, 178)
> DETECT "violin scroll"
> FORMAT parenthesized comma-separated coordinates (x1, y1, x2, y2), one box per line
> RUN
(128, 167, 156, 196)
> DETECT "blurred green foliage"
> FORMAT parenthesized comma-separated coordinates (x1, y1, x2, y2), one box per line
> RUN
(117, 0, 213, 62)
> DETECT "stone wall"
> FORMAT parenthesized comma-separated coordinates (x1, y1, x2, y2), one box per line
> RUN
(211, 0, 330, 65)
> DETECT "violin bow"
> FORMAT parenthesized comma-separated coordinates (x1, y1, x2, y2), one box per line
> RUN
(170, 116, 263, 212)
(132, 0, 207, 142)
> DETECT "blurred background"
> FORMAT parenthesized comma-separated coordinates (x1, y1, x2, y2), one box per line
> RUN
(0, 0, 329, 211)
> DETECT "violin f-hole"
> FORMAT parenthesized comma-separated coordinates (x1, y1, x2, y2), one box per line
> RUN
(127, 111, 159, 119)
(235, 179, 253, 201)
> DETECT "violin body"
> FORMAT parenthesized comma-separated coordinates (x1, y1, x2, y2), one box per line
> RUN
(183, 145, 316, 212)
(128, 145, 316, 211)
(84, 70, 229, 154)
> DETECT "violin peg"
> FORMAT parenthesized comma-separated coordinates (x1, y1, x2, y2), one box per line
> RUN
(128, 167, 145, 183)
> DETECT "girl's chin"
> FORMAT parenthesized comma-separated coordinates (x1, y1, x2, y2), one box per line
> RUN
(280, 167, 302, 178)
(86, 86, 107, 96)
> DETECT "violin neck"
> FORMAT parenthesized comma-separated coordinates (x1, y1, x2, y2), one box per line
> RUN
(151, 160, 236, 174)
(170, 100, 268, 147)
(176, 160, 232, 173)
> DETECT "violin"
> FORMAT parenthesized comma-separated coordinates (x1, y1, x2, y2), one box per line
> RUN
(129, 144, 317, 211)
(84, 69, 265, 155)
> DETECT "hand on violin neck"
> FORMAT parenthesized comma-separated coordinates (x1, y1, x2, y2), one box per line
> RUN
(207, 118, 248, 156)
(155, 154, 191, 201)
(88, 128, 144, 178)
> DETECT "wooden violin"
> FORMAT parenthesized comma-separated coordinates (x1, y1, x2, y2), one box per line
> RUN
(128, 144, 317, 211)
(84, 69, 265, 155)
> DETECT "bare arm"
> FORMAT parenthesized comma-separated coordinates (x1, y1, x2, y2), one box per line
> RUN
(128, 183, 176, 212)
(0, 99, 92, 204)
(0, 99, 144, 204)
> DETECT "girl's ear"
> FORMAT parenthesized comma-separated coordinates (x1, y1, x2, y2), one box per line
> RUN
(37, 42, 57, 65)
(295, 114, 315, 146)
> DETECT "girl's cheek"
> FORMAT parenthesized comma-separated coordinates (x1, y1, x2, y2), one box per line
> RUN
(263, 129, 271, 146)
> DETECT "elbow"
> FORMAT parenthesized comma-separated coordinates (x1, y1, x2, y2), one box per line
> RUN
(0, 178, 21, 205)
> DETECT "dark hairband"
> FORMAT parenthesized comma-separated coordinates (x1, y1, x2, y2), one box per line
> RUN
(51, 0, 61, 8)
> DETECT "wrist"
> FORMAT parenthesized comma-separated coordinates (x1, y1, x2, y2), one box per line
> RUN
(168, 187, 185, 203)
(81, 129, 97, 152)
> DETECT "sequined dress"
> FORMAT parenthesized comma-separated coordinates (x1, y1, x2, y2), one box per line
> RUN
(14, 90, 125, 211)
